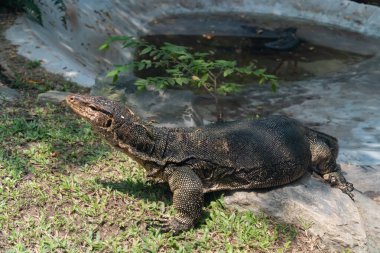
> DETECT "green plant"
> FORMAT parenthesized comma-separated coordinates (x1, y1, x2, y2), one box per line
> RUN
(26, 60, 42, 69)
(100, 36, 278, 121)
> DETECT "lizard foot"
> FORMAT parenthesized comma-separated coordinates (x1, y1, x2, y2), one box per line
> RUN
(323, 172, 354, 200)
(146, 216, 192, 235)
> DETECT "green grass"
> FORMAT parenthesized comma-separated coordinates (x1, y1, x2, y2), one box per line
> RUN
(26, 60, 42, 69)
(0, 96, 300, 252)
(8, 72, 85, 93)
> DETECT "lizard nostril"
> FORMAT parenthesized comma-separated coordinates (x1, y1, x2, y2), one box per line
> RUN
(66, 95, 74, 103)
(67, 96, 75, 102)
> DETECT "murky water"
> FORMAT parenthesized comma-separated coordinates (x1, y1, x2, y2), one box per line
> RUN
(136, 34, 369, 82)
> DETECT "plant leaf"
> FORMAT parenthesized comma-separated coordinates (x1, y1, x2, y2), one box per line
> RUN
(106, 69, 120, 77)
(135, 79, 149, 90)
(271, 80, 279, 92)
(98, 43, 109, 51)
(200, 73, 209, 83)
(254, 69, 266, 76)
(140, 47, 153, 55)
(217, 83, 242, 95)
(223, 69, 234, 77)
(137, 62, 145, 71)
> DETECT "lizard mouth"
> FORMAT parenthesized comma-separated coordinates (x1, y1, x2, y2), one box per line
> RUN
(66, 95, 99, 121)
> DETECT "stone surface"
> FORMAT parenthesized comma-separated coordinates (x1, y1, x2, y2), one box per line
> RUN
(352, 192, 380, 253)
(125, 90, 198, 127)
(224, 169, 380, 253)
(341, 165, 380, 205)
(0, 85, 20, 103)
(37, 90, 71, 104)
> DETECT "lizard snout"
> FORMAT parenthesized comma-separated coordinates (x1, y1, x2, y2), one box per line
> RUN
(66, 94, 78, 104)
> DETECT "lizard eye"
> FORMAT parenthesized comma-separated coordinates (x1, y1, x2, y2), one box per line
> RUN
(89, 105, 98, 111)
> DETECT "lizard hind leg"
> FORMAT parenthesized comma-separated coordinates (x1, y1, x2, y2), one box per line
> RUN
(322, 167, 354, 200)
(310, 137, 354, 199)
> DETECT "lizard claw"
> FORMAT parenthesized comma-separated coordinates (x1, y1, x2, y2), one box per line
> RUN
(341, 186, 355, 201)
(323, 172, 355, 200)
(146, 216, 191, 235)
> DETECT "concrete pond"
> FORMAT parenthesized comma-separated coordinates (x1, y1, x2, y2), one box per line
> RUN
(5, 0, 380, 252)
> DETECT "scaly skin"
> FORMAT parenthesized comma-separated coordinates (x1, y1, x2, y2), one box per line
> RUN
(66, 94, 354, 234)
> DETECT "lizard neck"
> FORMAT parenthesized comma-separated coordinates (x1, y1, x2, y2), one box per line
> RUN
(97, 115, 167, 167)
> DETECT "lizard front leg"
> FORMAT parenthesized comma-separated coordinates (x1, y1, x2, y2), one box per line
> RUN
(147, 166, 204, 234)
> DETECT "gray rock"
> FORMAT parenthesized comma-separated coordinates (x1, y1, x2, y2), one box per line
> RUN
(125, 89, 199, 127)
(37, 90, 71, 104)
(342, 165, 380, 252)
(342, 165, 380, 205)
(0, 85, 20, 103)
(352, 193, 380, 253)
(90, 73, 137, 101)
(224, 168, 380, 253)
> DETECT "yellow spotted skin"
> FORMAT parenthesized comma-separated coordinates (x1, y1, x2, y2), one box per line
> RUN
(66, 95, 354, 234)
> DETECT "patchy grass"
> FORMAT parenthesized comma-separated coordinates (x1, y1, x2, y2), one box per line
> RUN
(0, 94, 310, 253)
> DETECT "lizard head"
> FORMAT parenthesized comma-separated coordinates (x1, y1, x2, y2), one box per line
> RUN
(66, 94, 135, 130)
